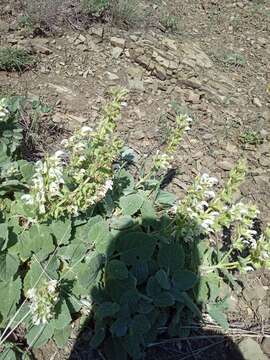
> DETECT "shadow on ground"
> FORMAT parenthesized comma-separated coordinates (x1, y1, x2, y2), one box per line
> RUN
(67, 209, 245, 360)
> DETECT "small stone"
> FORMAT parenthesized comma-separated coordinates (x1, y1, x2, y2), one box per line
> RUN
(259, 156, 270, 167)
(153, 65, 166, 81)
(106, 72, 119, 81)
(91, 27, 104, 42)
(253, 97, 262, 107)
(110, 37, 126, 49)
(112, 47, 123, 59)
(217, 160, 234, 171)
(261, 337, 270, 356)
(238, 338, 268, 360)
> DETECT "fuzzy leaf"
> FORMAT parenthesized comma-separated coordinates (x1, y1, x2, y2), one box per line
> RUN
(57, 243, 87, 265)
(0, 223, 8, 251)
(111, 216, 134, 230)
(90, 328, 105, 349)
(146, 276, 162, 298)
(50, 218, 72, 245)
(155, 269, 170, 290)
(88, 221, 111, 254)
(54, 300, 72, 329)
(119, 194, 144, 216)
(106, 260, 129, 280)
(154, 291, 175, 307)
(0, 348, 16, 360)
(78, 253, 105, 288)
(130, 314, 151, 335)
(26, 323, 54, 349)
(54, 325, 71, 348)
(207, 304, 229, 330)
(96, 302, 120, 319)
(107, 275, 137, 303)
(110, 318, 130, 337)
(117, 232, 157, 266)
(0, 252, 19, 281)
(173, 270, 198, 291)
(158, 243, 184, 273)
(0, 278, 21, 323)
(141, 200, 157, 225)
(156, 191, 177, 206)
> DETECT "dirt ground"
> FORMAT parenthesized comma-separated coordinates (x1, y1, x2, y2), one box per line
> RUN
(0, 0, 270, 359)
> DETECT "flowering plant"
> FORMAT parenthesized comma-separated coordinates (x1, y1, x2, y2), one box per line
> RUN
(0, 92, 269, 359)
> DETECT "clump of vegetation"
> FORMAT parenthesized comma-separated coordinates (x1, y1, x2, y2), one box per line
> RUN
(222, 52, 246, 66)
(240, 128, 263, 145)
(0, 48, 35, 72)
(81, 0, 142, 27)
(0, 91, 269, 359)
(23, 0, 63, 31)
(160, 12, 180, 32)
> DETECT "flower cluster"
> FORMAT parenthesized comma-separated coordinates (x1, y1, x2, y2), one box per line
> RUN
(21, 91, 125, 219)
(26, 280, 58, 326)
(0, 98, 9, 121)
(21, 151, 65, 214)
(166, 114, 192, 154)
(176, 173, 220, 238)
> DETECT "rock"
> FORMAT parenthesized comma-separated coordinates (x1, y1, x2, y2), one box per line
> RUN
(29, 39, 53, 55)
(74, 34, 86, 46)
(238, 338, 268, 360)
(162, 38, 178, 51)
(110, 37, 126, 49)
(261, 337, 270, 356)
(180, 42, 213, 69)
(91, 27, 104, 43)
(217, 159, 235, 171)
(259, 156, 270, 167)
(253, 97, 262, 107)
(106, 72, 119, 81)
(153, 65, 167, 81)
(112, 47, 123, 59)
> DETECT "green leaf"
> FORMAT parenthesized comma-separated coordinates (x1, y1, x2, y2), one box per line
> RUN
(110, 318, 130, 337)
(13, 224, 54, 261)
(106, 260, 129, 280)
(173, 270, 198, 291)
(96, 302, 120, 319)
(131, 261, 149, 284)
(90, 327, 105, 349)
(0, 347, 17, 360)
(130, 314, 151, 335)
(146, 276, 162, 298)
(178, 292, 202, 319)
(0, 223, 8, 251)
(154, 291, 175, 307)
(107, 275, 137, 303)
(155, 269, 170, 290)
(0, 278, 21, 323)
(78, 253, 105, 289)
(54, 300, 72, 329)
(117, 232, 157, 266)
(57, 243, 87, 265)
(0, 252, 19, 281)
(50, 218, 72, 245)
(88, 221, 111, 254)
(111, 216, 134, 230)
(119, 194, 144, 216)
(158, 243, 184, 273)
(207, 304, 229, 330)
(104, 337, 128, 360)
(26, 322, 54, 349)
(196, 276, 209, 303)
(141, 200, 157, 225)
(54, 325, 71, 348)
(156, 191, 177, 206)
(74, 215, 102, 242)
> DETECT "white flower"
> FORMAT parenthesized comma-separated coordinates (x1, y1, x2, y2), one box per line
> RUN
(47, 280, 57, 294)
(204, 190, 216, 200)
(201, 218, 214, 232)
(104, 180, 113, 191)
(21, 194, 34, 205)
(80, 126, 93, 135)
(27, 288, 37, 299)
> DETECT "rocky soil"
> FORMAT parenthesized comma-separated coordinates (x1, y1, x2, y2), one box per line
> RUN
(0, 0, 270, 359)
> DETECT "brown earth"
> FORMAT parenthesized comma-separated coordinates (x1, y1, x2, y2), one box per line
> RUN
(0, 0, 270, 359)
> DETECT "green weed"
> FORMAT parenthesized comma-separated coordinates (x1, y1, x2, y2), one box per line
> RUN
(0, 48, 35, 72)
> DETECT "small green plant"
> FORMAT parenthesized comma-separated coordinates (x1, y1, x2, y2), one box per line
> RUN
(240, 129, 263, 145)
(160, 12, 179, 32)
(110, 0, 142, 27)
(222, 52, 246, 66)
(0, 92, 269, 359)
(81, 0, 110, 15)
(0, 48, 35, 72)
